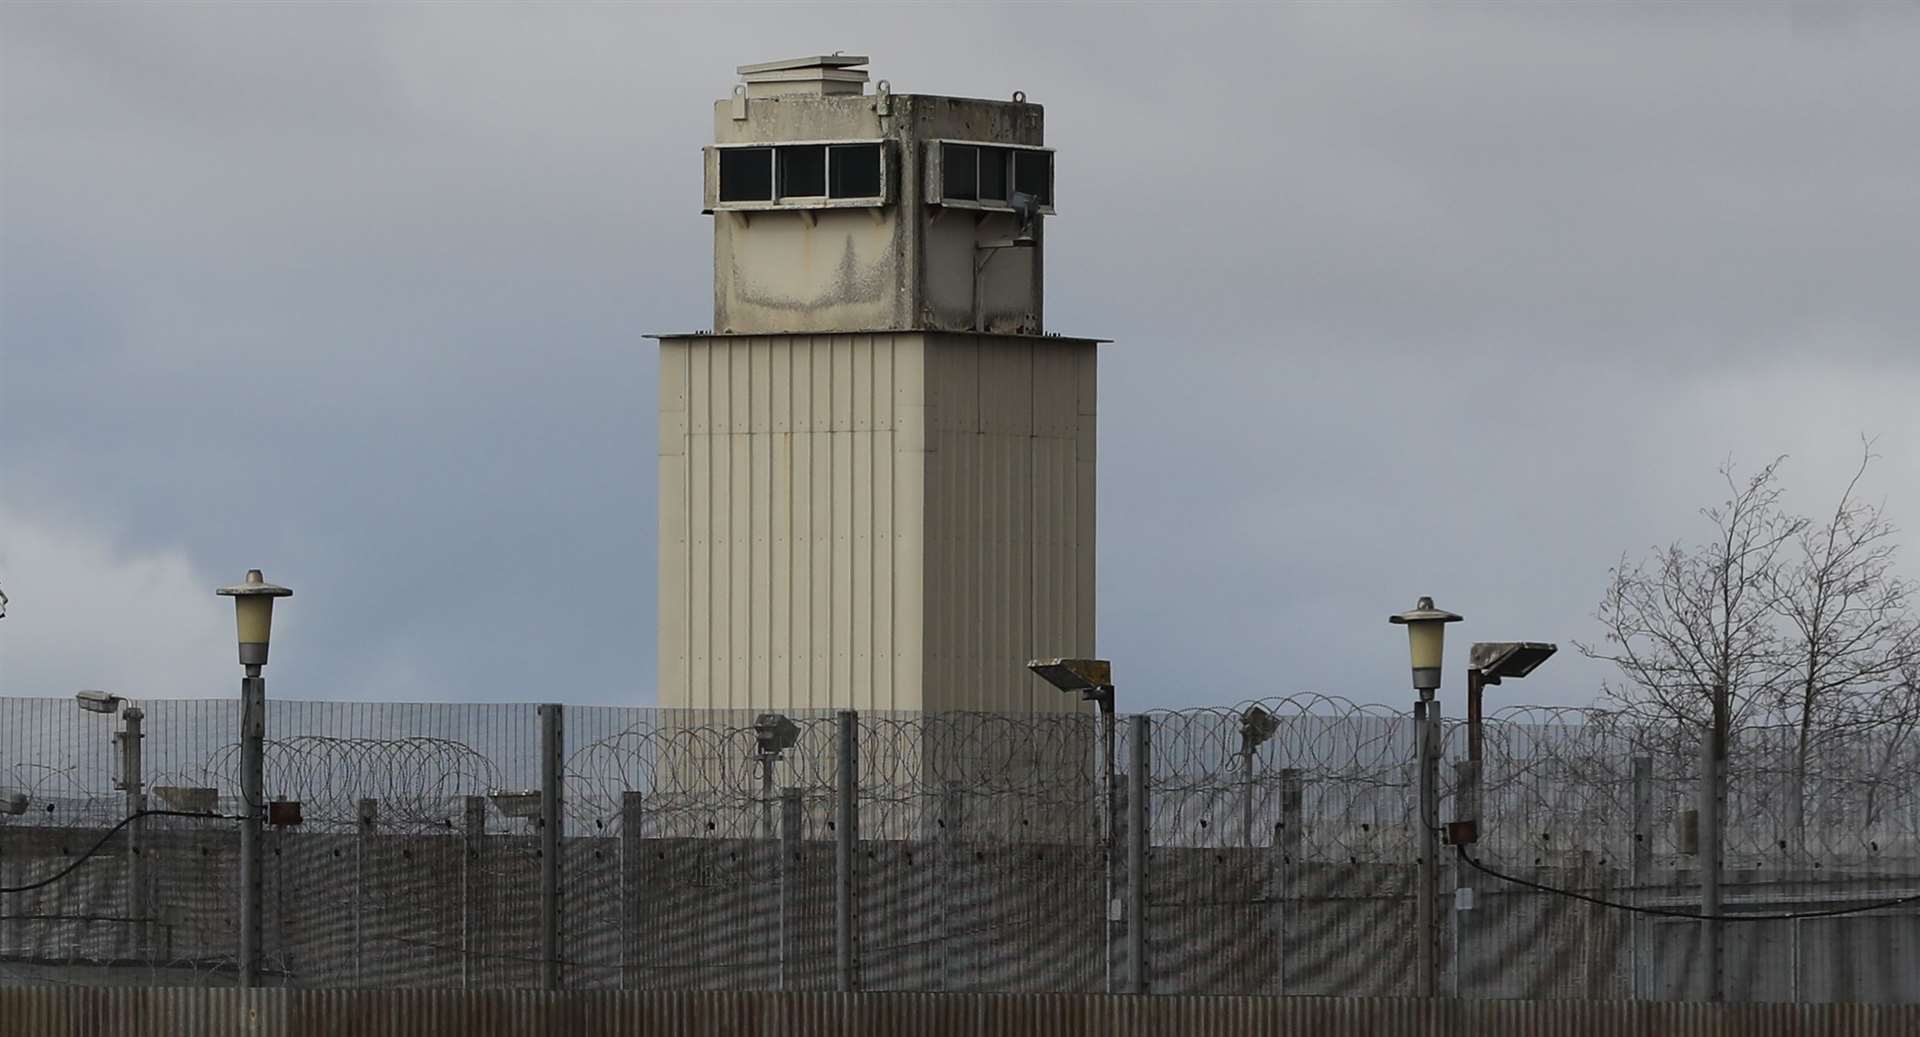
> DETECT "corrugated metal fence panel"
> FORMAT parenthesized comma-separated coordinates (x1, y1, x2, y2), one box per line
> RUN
(5, 989, 1920, 1037)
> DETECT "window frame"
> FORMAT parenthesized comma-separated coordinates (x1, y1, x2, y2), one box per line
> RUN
(925, 139, 1056, 215)
(705, 139, 894, 212)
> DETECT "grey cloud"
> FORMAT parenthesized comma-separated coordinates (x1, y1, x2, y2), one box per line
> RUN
(3, 4, 1916, 715)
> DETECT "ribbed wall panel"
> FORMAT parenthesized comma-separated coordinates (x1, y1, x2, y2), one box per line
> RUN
(921, 334, 1095, 714)
(660, 334, 924, 712)
(660, 333, 1096, 714)
(6, 988, 1918, 1036)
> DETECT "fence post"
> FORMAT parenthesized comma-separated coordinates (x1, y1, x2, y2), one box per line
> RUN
(355, 798, 377, 987)
(1630, 756, 1651, 1000)
(462, 795, 485, 990)
(1452, 758, 1479, 999)
(835, 710, 860, 992)
(1126, 714, 1150, 995)
(1274, 768, 1302, 995)
(780, 787, 803, 991)
(1698, 724, 1724, 1002)
(934, 781, 963, 992)
(239, 672, 266, 989)
(620, 790, 644, 990)
(120, 707, 148, 963)
(1415, 699, 1439, 998)
(538, 702, 564, 991)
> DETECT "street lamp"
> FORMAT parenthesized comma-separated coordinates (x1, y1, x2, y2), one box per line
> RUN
(216, 568, 291, 989)
(1387, 596, 1460, 1000)
(1026, 657, 1119, 992)
(1239, 705, 1279, 849)
(1466, 642, 1557, 765)
(75, 690, 124, 715)
(74, 689, 148, 957)
(751, 713, 800, 840)
(1388, 597, 1464, 699)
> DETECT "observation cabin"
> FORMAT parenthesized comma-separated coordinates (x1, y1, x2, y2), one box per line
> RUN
(655, 55, 1102, 717)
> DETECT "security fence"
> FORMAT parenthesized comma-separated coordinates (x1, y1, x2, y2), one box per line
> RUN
(3, 695, 1918, 1002)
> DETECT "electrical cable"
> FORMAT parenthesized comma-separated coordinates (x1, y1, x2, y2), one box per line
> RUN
(0, 809, 242, 895)
(1456, 845, 1920, 921)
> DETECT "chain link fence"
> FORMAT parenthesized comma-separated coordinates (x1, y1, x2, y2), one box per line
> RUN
(4, 695, 1919, 1001)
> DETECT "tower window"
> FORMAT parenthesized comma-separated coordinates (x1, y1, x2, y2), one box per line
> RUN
(718, 147, 774, 202)
(829, 144, 882, 199)
(779, 144, 827, 199)
(1013, 149, 1052, 207)
(941, 143, 978, 201)
(928, 140, 1055, 214)
(707, 140, 893, 211)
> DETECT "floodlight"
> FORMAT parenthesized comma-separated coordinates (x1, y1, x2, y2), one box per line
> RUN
(2, 792, 28, 816)
(154, 786, 218, 813)
(1469, 642, 1558, 685)
(75, 690, 123, 715)
(488, 789, 544, 819)
(1240, 705, 1279, 754)
(753, 713, 800, 756)
(1389, 597, 1463, 695)
(1026, 658, 1113, 708)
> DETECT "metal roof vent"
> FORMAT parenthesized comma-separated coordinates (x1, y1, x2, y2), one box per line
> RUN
(737, 54, 869, 98)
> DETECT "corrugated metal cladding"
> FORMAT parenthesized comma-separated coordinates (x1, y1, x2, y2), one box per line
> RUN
(5, 989, 1916, 1037)
(658, 332, 1095, 715)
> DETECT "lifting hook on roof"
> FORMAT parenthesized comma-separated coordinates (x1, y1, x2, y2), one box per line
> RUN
(731, 84, 748, 121)
(875, 80, 892, 117)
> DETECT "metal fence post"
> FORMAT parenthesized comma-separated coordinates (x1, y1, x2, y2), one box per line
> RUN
(462, 795, 485, 990)
(538, 702, 564, 991)
(120, 707, 147, 963)
(1699, 725, 1724, 1002)
(355, 798, 377, 987)
(239, 671, 265, 988)
(620, 790, 644, 990)
(1452, 758, 1479, 999)
(1415, 699, 1439, 998)
(934, 781, 963, 992)
(834, 710, 859, 992)
(1275, 768, 1302, 995)
(1630, 756, 1652, 1000)
(1126, 713, 1150, 995)
(779, 787, 802, 991)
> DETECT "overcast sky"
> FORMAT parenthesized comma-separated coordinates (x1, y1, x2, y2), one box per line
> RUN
(3, 3, 1917, 717)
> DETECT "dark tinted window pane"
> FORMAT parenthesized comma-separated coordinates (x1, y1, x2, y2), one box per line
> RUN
(779, 144, 826, 198)
(978, 146, 1010, 202)
(718, 147, 773, 202)
(829, 143, 882, 199)
(941, 143, 977, 201)
(1014, 150, 1051, 206)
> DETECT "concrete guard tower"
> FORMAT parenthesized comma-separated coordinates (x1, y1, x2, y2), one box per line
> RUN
(655, 55, 1101, 715)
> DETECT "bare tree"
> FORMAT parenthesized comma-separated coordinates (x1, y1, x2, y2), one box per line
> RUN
(1764, 443, 1920, 850)
(1577, 459, 1806, 749)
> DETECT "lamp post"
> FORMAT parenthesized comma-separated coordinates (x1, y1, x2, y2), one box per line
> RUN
(751, 713, 801, 842)
(216, 568, 291, 989)
(1239, 706, 1279, 849)
(1026, 658, 1119, 992)
(1389, 596, 1461, 999)
(1453, 641, 1556, 999)
(75, 690, 147, 959)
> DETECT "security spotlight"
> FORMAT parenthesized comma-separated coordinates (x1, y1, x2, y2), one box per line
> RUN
(1027, 658, 1114, 710)
(1240, 705, 1280, 754)
(1469, 642, 1558, 685)
(752, 713, 800, 756)
(75, 690, 123, 715)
